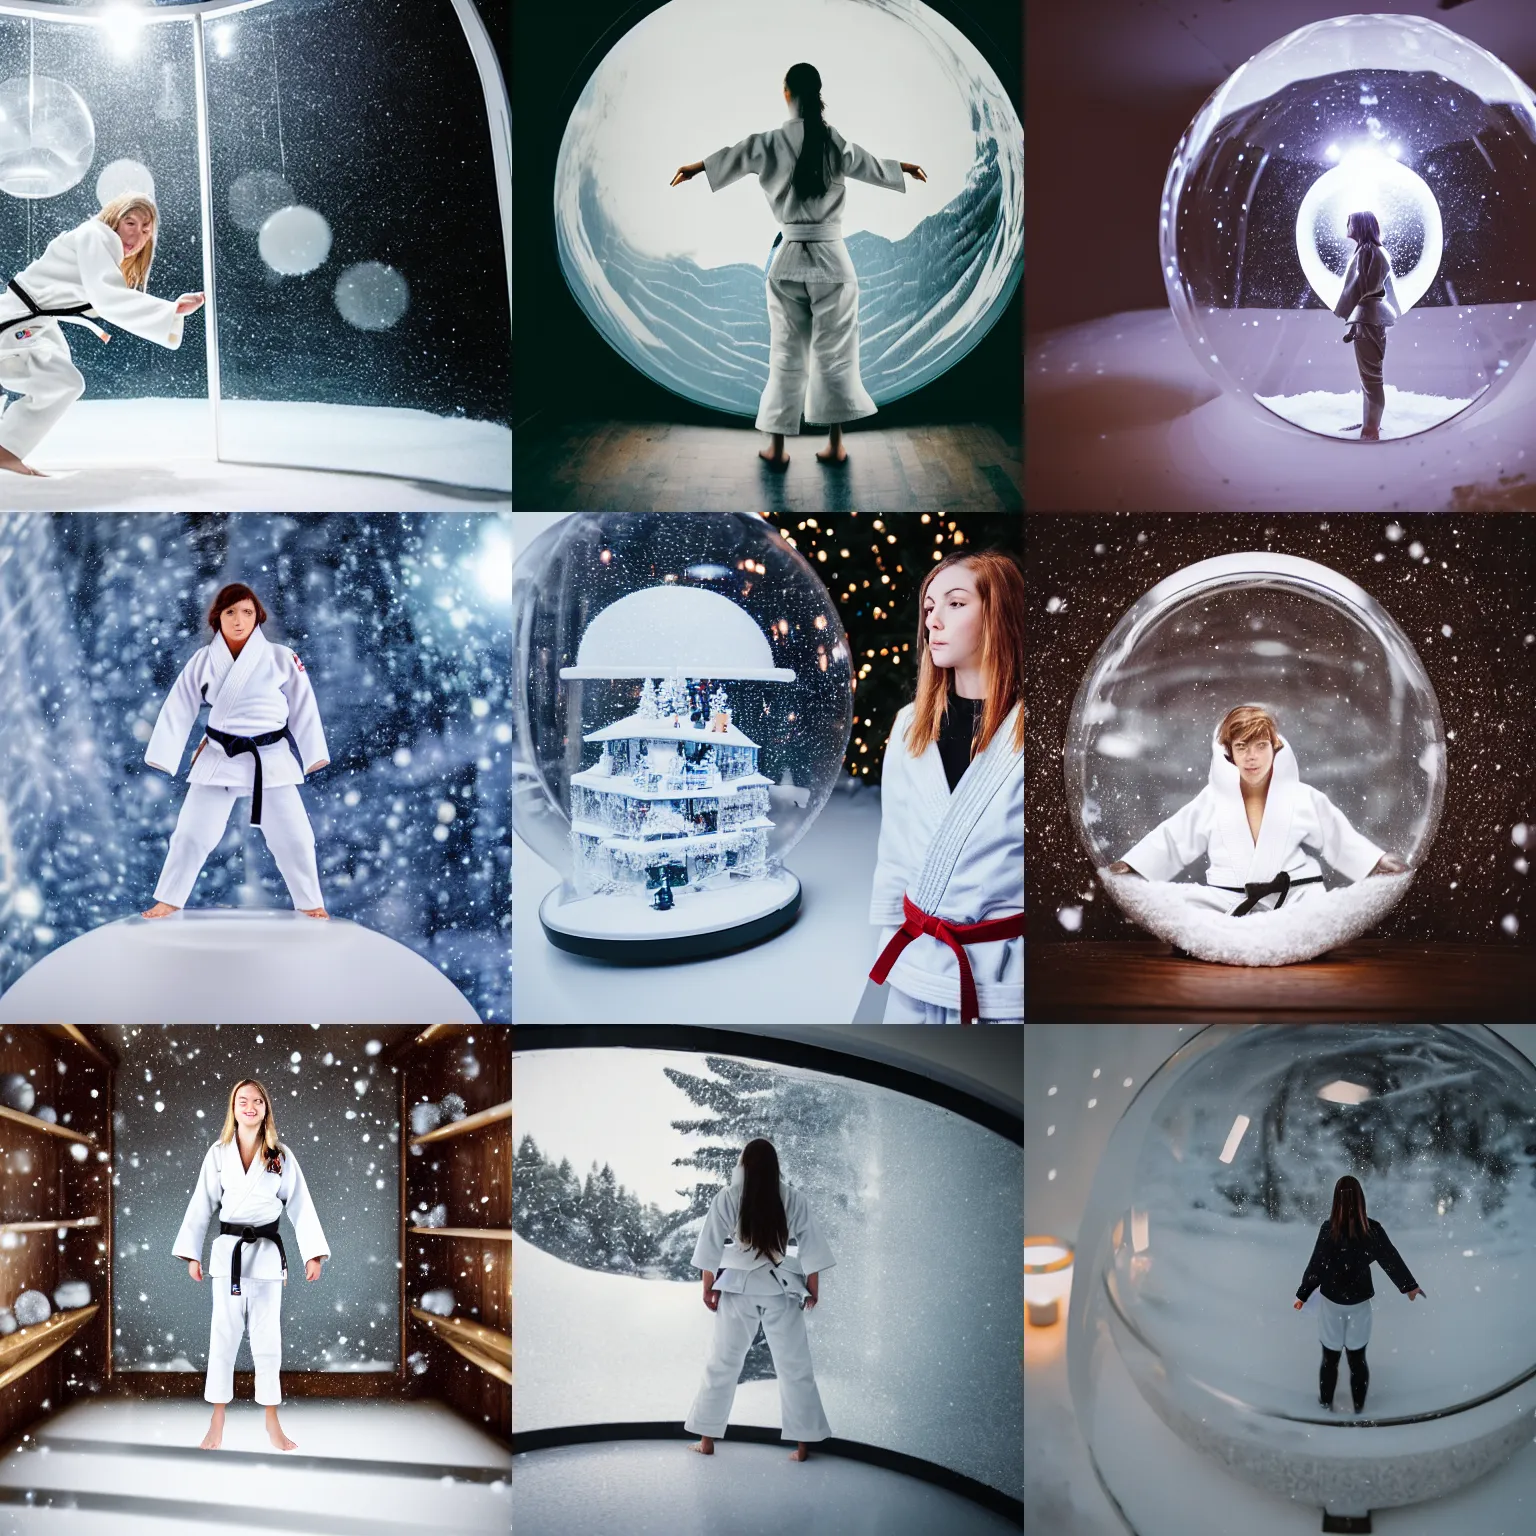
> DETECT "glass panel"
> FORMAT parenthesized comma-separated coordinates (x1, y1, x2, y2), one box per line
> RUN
(204, 0, 509, 489)
(512, 1047, 1023, 1498)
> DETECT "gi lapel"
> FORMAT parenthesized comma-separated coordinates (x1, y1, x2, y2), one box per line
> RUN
(1246, 734, 1300, 883)
(202, 631, 236, 710)
(225, 1137, 265, 1212)
(910, 703, 1022, 914)
(207, 626, 271, 730)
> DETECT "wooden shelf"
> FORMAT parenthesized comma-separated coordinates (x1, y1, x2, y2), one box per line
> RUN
(408, 1226, 511, 1241)
(38, 1026, 113, 1071)
(0, 1217, 101, 1236)
(409, 1308, 510, 1386)
(0, 1105, 96, 1147)
(0, 1305, 99, 1393)
(408, 1099, 510, 1147)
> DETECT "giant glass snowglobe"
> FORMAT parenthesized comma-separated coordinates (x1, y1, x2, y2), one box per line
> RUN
(513, 514, 854, 961)
(1064, 553, 1445, 964)
(554, 0, 1022, 415)
(1161, 14, 1536, 441)
(1068, 1024, 1536, 1532)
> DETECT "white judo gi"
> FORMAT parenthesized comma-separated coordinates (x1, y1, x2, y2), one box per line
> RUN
(870, 702, 1024, 1024)
(0, 218, 186, 458)
(685, 1172, 834, 1444)
(704, 120, 905, 434)
(1118, 729, 1385, 914)
(145, 625, 329, 910)
(171, 1139, 329, 1406)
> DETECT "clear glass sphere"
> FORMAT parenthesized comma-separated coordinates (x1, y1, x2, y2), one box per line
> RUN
(0, 75, 95, 199)
(1161, 15, 1536, 440)
(553, 0, 1022, 416)
(1065, 553, 1445, 945)
(512, 514, 853, 895)
(1068, 1025, 1536, 1522)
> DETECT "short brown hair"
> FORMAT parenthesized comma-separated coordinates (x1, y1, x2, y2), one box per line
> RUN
(207, 582, 267, 631)
(1217, 704, 1281, 761)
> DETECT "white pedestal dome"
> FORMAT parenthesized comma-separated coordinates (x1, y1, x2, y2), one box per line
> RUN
(0, 911, 479, 1024)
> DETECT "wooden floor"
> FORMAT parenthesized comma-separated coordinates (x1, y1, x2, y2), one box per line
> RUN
(513, 420, 1022, 512)
(1029, 941, 1536, 1022)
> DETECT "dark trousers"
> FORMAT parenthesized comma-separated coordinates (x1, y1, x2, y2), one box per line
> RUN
(1320, 1344, 1370, 1409)
(1353, 324, 1387, 431)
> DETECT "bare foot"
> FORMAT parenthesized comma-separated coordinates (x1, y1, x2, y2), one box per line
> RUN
(1360, 427, 1380, 441)
(789, 1443, 810, 1461)
(690, 1437, 714, 1455)
(815, 444, 848, 464)
(265, 1410, 297, 1451)
(199, 1407, 225, 1450)
(300, 907, 329, 920)
(142, 901, 181, 919)
(0, 445, 45, 477)
(758, 446, 790, 470)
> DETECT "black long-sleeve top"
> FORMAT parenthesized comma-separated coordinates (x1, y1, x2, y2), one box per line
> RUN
(1295, 1218, 1418, 1306)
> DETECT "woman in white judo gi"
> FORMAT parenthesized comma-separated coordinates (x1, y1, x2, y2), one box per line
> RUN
(142, 582, 331, 920)
(1108, 704, 1406, 913)
(671, 61, 926, 469)
(1334, 210, 1400, 443)
(869, 548, 1024, 1024)
(0, 192, 204, 476)
(686, 1138, 834, 1462)
(172, 1077, 330, 1452)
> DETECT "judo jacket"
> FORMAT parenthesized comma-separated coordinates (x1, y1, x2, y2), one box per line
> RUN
(1333, 243, 1401, 329)
(1296, 1218, 1418, 1306)
(691, 1173, 835, 1299)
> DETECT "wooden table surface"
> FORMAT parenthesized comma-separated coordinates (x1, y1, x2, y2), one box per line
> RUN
(1028, 941, 1536, 1022)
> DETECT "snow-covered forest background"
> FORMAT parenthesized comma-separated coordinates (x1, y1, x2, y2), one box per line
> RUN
(0, 513, 511, 1021)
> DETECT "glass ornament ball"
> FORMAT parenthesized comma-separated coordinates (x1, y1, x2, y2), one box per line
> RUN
(1064, 554, 1445, 955)
(258, 204, 333, 276)
(228, 169, 295, 234)
(333, 261, 410, 331)
(0, 76, 96, 199)
(1161, 14, 1536, 441)
(512, 512, 854, 888)
(1068, 1025, 1536, 1527)
(95, 158, 154, 208)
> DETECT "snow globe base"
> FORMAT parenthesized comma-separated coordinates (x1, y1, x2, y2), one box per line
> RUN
(538, 867, 801, 963)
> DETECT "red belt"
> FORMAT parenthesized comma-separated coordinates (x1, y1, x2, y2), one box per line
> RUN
(869, 893, 1026, 1024)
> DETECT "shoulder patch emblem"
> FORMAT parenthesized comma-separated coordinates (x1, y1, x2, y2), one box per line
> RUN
(291, 653, 305, 671)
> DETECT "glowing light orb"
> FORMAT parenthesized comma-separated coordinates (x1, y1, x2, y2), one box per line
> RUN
(554, 0, 1022, 416)
(95, 157, 154, 208)
(0, 75, 95, 200)
(1161, 14, 1536, 440)
(333, 260, 410, 331)
(258, 204, 332, 276)
(228, 168, 294, 233)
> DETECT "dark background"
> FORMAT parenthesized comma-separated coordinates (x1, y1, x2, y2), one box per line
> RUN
(512, 0, 1020, 434)
(1026, 0, 1536, 337)
(1025, 513, 1536, 945)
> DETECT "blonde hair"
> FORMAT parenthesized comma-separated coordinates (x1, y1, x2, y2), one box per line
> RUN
(1218, 704, 1283, 762)
(904, 548, 1025, 759)
(96, 193, 158, 291)
(218, 1077, 284, 1173)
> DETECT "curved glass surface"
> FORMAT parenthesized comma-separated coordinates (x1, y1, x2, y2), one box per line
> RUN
(512, 1046, 1023, 1498)
(1162, 14, 1536, 441)
(1068, 1026, 1536, 1516)
(554, 0, 1022, 416)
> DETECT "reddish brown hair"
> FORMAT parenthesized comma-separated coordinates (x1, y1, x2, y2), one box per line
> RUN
(1217, 704, 1283, 763)
(1329, 1175, 1369, 1244)
(207, 582, 267, 632)
(904, 548, 1024, 759)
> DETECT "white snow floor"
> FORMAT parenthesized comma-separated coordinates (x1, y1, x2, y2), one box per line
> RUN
(1027, 308, 1536, 511)
(512, 1441, 1021, 1536)
(0, 1398, 510, 1535)
(1253, 385, 1472, 441)
(0, 399, 510, 509)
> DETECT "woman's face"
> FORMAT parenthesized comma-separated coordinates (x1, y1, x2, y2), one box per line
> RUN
(1231, 734, 1276, 784)
(116, 210, 153, 257)
(234, 1084, 265, 1131)
(924, 563, 983, 672)
(219, 598, 258, 646)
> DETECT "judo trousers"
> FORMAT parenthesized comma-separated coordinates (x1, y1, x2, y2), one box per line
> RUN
(1353, 323, 1387, 432)
(0, 325, 84, 459)
(756, 275, 877, 435)
(685, 1293, 832, 1443)
(206, 1277, 283, 1405)
(153, 783, 322, 910)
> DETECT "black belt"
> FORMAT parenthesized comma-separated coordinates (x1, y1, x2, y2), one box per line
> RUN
(204, 724, 289, 825)
(6, 276, 94, 322)
(218, 1217, 287, 1296)
(1211, 871, 1323, 916)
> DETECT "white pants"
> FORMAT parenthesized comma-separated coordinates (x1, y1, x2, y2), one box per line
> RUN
(0, 324, 84, 458)
(685, 1292, 832, 1443)
(1318, 1296, 1372, 1351)
(881, 986, 1023, 1026)
(154, 783, 322, 910)
(206, 1278, 284, 1405)
(756, 276, 876, 434)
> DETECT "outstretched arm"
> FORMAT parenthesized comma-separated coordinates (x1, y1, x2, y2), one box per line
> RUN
(76, 220, 190, 350)
(1115, 790, 1213, 882)
(1295, 1226, 1327, 1304)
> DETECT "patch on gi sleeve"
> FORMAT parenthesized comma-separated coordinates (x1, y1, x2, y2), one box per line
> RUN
(291, 652, 305, 671)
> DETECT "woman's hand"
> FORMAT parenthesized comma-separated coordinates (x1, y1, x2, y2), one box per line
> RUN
(1407, 1287, 1426, 1300)
(188, 1260, 203, 1283)
(1293, 1298, 1304, 1310)
(900, 162, 927, 182)
(305, 1257, 324, 1282)
(305, 760, 329, 774)
(174, 292, 206, 316)
(1107, 861, 1142, 877)
(1370, 854, 1408, 876)
(804, 1273, 819, 1310)
(670, 161, 705, 186)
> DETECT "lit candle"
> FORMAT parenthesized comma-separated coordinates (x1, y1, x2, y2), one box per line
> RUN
(1024, 1236, 1075, 1327)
